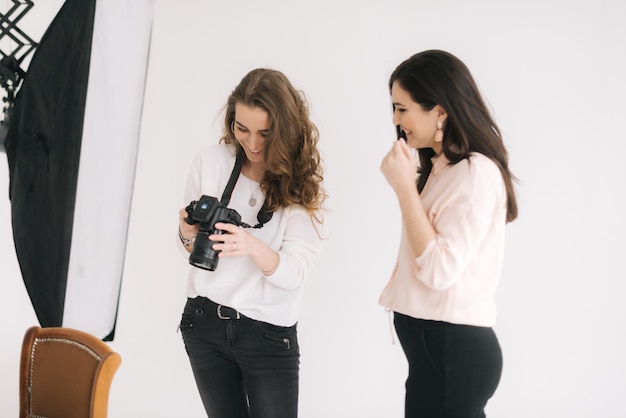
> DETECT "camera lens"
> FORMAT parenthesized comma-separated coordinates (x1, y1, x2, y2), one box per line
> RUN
(189, 230, 220, 271)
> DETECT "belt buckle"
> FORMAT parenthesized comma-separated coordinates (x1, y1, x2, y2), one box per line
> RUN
(217, 305, 240, 320)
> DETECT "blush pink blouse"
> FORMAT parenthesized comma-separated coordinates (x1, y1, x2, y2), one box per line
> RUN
(379, 152, 508, 327)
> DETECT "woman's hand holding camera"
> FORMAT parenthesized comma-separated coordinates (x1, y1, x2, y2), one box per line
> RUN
(210, 222, 280, 276)
(179, 208, 199, 252)
(209, 222, 247, 255)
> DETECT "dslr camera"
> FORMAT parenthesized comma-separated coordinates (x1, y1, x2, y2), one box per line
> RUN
(185, 195, 244, 271)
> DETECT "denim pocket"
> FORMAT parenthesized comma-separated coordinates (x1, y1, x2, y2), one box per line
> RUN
(179, 312, 194, 331)
(264, 330, 295, 350)
(179, 299, 201, 332)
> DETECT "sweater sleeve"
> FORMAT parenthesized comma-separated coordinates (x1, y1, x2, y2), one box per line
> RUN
(178, 144, 230, 256)
(176, 152, 203, 256)
(263, 208, 328, 290)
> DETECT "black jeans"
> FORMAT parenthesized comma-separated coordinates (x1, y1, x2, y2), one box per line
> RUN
(180, 297, 300, 418)
(394, 312, 503, 418)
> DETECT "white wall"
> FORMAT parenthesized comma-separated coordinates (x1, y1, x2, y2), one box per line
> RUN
(2, 1, 626, 417)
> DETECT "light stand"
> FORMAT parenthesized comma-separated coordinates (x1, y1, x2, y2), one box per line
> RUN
(0, 0, 37, 152)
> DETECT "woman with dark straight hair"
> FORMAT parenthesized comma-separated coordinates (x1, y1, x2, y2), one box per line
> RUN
(380, 50, 517, 417)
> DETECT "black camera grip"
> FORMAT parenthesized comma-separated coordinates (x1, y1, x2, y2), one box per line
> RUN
(185, 201, 197, 225)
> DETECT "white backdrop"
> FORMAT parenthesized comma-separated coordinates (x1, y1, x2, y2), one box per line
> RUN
(2, 1, 626, 417)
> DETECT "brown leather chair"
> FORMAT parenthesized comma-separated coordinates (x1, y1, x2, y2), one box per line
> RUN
(19, 326, 122, 418)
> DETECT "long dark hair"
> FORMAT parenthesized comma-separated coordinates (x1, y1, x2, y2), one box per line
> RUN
(389, 50, 518, 222)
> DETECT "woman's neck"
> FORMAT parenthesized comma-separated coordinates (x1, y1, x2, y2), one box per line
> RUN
(243, 160, 265, 182)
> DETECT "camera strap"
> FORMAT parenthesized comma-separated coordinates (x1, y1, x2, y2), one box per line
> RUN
(220, 150, 273, 229)
(219, 150, 243, 206)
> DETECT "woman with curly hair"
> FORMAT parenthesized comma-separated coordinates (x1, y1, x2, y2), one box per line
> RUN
(177, 68, 327, 418)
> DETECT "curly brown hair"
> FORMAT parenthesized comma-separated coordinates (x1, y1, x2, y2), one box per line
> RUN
(220, 68, 326, 217)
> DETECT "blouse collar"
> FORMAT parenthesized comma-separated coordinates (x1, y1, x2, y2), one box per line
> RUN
(431, 152, 450, 176)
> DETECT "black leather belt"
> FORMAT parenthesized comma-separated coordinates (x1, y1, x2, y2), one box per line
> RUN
(191, 296, 242, 320)
(217, 304, 240, 320)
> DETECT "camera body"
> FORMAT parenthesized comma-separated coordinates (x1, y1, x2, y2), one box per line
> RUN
(185, 195, 243, 271)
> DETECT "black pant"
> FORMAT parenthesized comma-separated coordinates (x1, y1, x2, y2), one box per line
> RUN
(394, 312, 502, 418)
(180, 297, 300, 418)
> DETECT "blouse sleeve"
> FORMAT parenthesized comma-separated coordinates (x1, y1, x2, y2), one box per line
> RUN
(413, 159, 506, 291)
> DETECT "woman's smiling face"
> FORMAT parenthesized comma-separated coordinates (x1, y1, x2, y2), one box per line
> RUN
(391, 81, 444, 154)
(232, 102, 270, 165)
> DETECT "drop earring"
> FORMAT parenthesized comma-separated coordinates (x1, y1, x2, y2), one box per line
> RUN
(434, 120, 443, 142)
